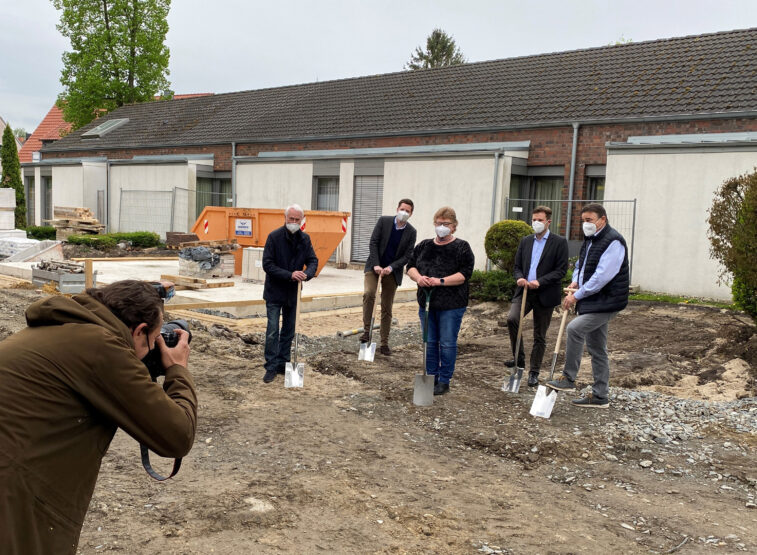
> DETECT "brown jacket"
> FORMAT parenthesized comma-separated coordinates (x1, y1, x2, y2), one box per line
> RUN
(0, 294, 197, 554)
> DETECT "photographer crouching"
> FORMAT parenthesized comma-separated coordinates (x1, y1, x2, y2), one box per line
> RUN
(0, 280, 197, 554)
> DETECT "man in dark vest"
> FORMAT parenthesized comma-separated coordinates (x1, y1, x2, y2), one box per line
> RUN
(361, 198, 417, 355)
(506, 205, 569, 387)
(547, 203, 629, 408)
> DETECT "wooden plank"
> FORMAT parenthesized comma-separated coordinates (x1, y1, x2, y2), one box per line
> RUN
(164, 299, 267, 310)
(200, 281, 235, 288)
(72, 257, 177, 261)
(160, 274, 208, 286)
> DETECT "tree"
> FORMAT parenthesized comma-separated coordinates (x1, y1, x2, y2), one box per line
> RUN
(53, 0, 173, 130)
(1, 125, 25, 228)
(12, 128, 26, 139)
(406, 28, 466, 70)
(484, 219, 533, 273)
(707, 169, 757, 320)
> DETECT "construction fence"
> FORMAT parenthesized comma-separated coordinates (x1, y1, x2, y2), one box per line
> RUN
(118, 187, 231, 237)
(504, 198, 637, 280)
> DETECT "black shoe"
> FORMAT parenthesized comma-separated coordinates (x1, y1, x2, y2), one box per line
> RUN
(379, 345, 391, 356)
(263, 369, 277, 383)
(572, 394, 609, 409)
(358, 332, 370, 343)
(276, 366, 285, 374)
(505, 359, 525, 369)
(433, 382, 450, 396)
(527, 371, 540, 387)
(546, 376, 576, 391)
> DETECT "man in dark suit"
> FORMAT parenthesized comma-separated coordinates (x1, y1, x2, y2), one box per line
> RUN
(361, 198, 417, 355)
(261, 204, 319, 383)
(506, 205, 569, 387)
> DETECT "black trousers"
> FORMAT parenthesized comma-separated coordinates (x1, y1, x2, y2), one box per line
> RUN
(507, 293, 555, 371)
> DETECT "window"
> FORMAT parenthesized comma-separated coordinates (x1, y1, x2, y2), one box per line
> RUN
(507, 175, 563, 232)
(587, 177, 605, 201)
(25, 175, 35, 225)
(313, 177, 339, 211)
(81, 118, 129, 138)
(196, 177, 232, 218)
(42, 176, 52, 222)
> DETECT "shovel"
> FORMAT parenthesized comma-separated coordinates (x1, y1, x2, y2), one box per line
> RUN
(285, 281, 304, 388)
(502, 286, 528, 393)
(359, 275, 382, 361)
(413, 288, 435, 406)
(529, 306, 569, 418)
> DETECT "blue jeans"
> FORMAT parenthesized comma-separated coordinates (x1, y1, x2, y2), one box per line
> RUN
(264, 302, 297, 372)
(418, 307, 466, 384)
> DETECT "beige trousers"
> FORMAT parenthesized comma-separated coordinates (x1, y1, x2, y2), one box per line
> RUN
(362, 271, 398, 346)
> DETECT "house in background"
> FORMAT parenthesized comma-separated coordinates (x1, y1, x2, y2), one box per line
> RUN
(28, 28, 757, 300)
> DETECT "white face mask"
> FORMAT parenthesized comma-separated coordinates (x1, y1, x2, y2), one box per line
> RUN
(396, 210, 410, 223)
(286, 222, 300, 234)
(532, 220, 546, 235)
(435, 225, 451, 238)
(582, 222, 597, 237)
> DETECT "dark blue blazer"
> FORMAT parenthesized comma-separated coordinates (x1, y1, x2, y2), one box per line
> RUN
(513, 231, 569, 308)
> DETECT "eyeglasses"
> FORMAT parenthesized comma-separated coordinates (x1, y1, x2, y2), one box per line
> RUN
(435, 221, 453, 227)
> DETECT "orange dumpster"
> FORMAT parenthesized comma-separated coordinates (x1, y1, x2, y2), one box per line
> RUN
(191, 207, 350, 276)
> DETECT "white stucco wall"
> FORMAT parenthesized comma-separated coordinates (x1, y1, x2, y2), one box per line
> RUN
(82, 163, 106, 220)
(383, 155, 508, 270)
(236, 161, 313, 209)
(605, 146, 757, 300)
(337, 161, 355, 264)
(51, 166, 84, 209)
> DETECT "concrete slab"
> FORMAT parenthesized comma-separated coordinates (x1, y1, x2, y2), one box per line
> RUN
(0, 258, 417, 316)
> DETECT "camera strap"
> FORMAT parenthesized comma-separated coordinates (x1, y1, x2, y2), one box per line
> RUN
(140, 444, 182, 481)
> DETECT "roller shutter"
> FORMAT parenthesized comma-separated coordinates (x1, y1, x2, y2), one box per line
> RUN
(351, 175, 384, 262)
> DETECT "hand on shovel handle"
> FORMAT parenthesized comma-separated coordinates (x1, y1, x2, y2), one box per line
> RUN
(562, 287, 578, 311)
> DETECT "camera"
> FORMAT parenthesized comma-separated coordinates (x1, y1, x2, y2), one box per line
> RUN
(143, 319, 192, 381)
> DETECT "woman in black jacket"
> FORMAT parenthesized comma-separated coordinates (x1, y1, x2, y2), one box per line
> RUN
(406, 206, 475, 395)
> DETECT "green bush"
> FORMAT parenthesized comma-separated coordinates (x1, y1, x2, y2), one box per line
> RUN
(65, 231, 161, 250)
(109, 231, 161, 248)
(484, 219, 533, 273)
(732, 274, 757, 322)
(469, 270, 517, 302)
(26, 225, 56, 240)
(66, 234, 118, 249)
(562, 255, 578, 290)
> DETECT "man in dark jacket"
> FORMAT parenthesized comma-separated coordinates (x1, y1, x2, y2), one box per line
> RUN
(361, 198, 417, 355)
(0, 280, 196, 554)
(547, 203, 630, 408)
(507, 205, 569, 387)
(262, 204, 319, 383)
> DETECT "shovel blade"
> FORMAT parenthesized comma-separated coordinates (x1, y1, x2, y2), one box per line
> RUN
(413, 374, 435, 406)
(358, 342, 376, 361)
(284, 362, 304, 388)
(502, 367, 523, 393)
(529, 385, 557, 418)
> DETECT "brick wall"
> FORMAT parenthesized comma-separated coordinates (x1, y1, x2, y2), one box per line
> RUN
(42, 117, 757, 188)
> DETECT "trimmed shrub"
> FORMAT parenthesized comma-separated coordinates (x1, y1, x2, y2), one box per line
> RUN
(484, 219, 533, 273)
(66, 234, 118, 249)
(26, 226, 56, 240)
(469, 270, 517, 302)
(732, 275, 757, 322)
(65, 231, 161, 250)
(109, 231, 161, 248)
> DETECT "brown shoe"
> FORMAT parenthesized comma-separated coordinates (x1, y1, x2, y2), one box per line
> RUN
(358, 332, 370, 343)
(379, 345, 392, 356)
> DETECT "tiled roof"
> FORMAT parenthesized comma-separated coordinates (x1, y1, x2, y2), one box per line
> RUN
(47, 28, 757, 152)
(19, 105, 71, 163)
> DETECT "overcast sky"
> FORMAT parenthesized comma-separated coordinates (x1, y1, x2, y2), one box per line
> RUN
(1, 0, 755, 133)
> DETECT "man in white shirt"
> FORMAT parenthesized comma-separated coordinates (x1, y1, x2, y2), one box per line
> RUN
(546, 203, 629, 408)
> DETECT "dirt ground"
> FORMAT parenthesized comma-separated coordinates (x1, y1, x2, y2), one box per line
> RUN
(0, 283, 756, 554)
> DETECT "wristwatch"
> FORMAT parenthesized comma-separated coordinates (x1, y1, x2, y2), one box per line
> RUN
(440, 278, 445, 285)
